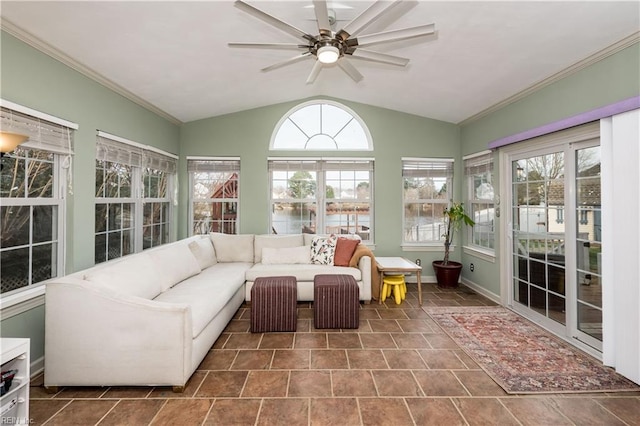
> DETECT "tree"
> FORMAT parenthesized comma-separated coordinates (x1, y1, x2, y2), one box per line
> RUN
(288, 171, 316, 199)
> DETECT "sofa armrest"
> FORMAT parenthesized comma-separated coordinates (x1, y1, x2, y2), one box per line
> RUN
(357, 255, 372, 302)
(44, 279, 193, 387)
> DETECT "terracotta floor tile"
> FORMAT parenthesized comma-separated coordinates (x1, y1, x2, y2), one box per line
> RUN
(454, 370, 507, 396)
(359, 397, 414, 426)
(295, 333, 328, 348)
(230, 349, 274, 370)
(29, 399, 70, 425)
(418, 349, 469, 369)
(195, 371, 248, 397)
(242, 371, 289, 397)
(372, 370, 422, 396)
(101, 386, 153, 398)
(98, 399, 165, 426)
(271, 349, 311, 369)
(211, 333, 230, 349)
(53, 387, 107, 399)
(257, 398, 309, 426)
(149, 371, 206, 398)
(288, 370, 332, 397)
(297, 319, 312, 332)
(500, 397, 573, 426)
(197, 349, 237, 370)
(259, 333, 295, 349)
(223, 333, 262, 349)
(368, 319, 403, 333)
(331, 370, 378, 397)
(347, 349, 388, 369)
(406, 397, 466, 425)
(310, 398, 360, 426)
(327, 333, 362, 348)
(298, 307, 314, 319)
(150, 399, 213, 426)
(595, 397, 640, 425)
(390, 333, 430, 349)
(224, 319, 251, 332)
(44, 400, 116, 426)
(310, 349, 349, 369)
(377, 309, 409, 320)
(552, 397, 628, 425)
(403, 308, 430, 319)
(204, 399, 261, 426)
(396, 319, 433, 333)
(421, 332, 458, 349)
(453, 397, 520, 425)
(359, 309, 381, 320)
(359, 333, 397, 349)
(413, 370, 469, 396)
(383, 349, 427, 370)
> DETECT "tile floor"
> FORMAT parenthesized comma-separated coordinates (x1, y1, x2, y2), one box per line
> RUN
(29, 282, 640, 425)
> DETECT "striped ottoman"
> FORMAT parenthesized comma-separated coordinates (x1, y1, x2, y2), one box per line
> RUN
(313, 274, 360, 329)
(250, 276, 297, 333)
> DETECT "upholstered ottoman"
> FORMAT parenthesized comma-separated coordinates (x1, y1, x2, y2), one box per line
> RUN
(250, 276, 297, 333)
(313, 274, 360, 329)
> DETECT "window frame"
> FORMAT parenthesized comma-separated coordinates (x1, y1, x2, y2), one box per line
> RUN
(401, 157, 454, 250)
(0, 99, 77, 309)
(464, 150, 496, 255)
(187, 157, 241, 236)
(94, 132, 177, 264)
(268, 157, 374, 242)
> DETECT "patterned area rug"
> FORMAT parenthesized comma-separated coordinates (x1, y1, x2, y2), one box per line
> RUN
(425, 306, 640, 394)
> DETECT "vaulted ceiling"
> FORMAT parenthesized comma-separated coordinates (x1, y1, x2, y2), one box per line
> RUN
(1, 1, 638, 124)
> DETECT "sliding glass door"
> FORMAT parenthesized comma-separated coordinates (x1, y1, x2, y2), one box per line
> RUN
(504, 124, 602, 354)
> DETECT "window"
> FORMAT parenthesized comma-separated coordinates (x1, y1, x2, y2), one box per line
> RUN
(0, 102, 76, 296)
(464, 151, 495, 250)
(269, 158, 373, 241)
(271, 100, 372, 151)
(188, 158, 240, 235)
(95, 132, 176, 263)
(402, 158, 453, 245)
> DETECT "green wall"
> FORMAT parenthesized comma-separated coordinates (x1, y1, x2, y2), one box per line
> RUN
(459, 42, 640, 296)
(178, 97, 461, 265)
(0, 31, 180, 362)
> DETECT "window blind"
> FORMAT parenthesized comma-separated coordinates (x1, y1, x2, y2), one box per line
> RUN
(96, 133, 177, 173)
(187, 158, 240, 173)
(1, 106, 75, 155)
(402, 159, 454, 178)
(268, 158, 374, 172)
(464, 152, 493, 176)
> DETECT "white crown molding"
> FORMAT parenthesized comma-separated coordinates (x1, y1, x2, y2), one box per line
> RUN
(1, 18, 183, 125)
(460, 31, 640, 126)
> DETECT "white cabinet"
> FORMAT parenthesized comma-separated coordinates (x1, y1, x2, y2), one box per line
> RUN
(1, 338, 30, 424)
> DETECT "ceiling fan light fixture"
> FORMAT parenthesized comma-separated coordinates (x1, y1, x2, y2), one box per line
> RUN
(317, 45, 340, 64)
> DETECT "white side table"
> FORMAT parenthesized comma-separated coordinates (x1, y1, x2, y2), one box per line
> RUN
(375, 257, 423, 305)
(1, 338, 30, 424)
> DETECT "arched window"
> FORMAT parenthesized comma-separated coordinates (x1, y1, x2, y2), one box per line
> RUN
(270, 100, 372, 151)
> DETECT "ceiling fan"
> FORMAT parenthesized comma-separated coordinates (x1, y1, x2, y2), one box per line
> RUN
(228, 0, 436, 84)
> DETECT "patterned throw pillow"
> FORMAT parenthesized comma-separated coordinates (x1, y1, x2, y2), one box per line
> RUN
(310, 234, 338, 265)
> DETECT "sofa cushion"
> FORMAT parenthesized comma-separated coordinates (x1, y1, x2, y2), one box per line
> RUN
(210, 233, 254, 263)
(149, 244, 202, 291)
(310, 234, 338, 265)
(303, 233, 361, 246)
(188, 238, 218, 269)
(262, 245, 310, 265)
(246, 263, 361, 282)
(84, 253, 164, 299)
(154, 262, 251, 337)
(334, 238, 360, 266)
(254, 234, 304, 263)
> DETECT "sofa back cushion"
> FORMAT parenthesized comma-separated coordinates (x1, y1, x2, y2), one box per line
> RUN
(188, 238, 218, 269)
(84, 253, 164, 299)
(303, 233, 361, 247)
(261, 245, 311, 265)
(254, 234, 304, 263)
(149, 243, 202, 291)
(210, 233, 255, 263)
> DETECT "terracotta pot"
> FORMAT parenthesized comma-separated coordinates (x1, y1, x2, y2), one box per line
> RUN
(432, 260, 463, 288)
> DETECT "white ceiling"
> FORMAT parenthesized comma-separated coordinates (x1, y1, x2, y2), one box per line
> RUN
(1, 1, 639, 124)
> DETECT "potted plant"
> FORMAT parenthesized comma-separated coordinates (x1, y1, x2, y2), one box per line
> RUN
(432, 202, 475, 288)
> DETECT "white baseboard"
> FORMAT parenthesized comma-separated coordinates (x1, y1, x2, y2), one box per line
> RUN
(31, 355, 45, 378)
(405, 275, 436, 284)
(460, 277, 501, 304)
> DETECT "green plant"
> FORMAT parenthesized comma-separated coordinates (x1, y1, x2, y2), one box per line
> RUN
(442, 202, 475, 265)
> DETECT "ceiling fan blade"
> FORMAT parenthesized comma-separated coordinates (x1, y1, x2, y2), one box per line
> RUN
(337, 59, 363, 83)
(228, 42, 309, 50)
(349, 24, 436, 48)
(337, 0, 402, 40)
(349, 49, 409, 66)
(306, 61, 324, 84)
(261, 52, 313, 72)
(235, 0, 316, 43)
(312, 0, 332, 35)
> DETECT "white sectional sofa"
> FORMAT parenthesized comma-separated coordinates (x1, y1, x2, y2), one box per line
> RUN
(44, 233, 372, 391)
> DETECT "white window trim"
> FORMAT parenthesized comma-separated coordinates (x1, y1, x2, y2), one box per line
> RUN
(464, 150, 496, 253)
